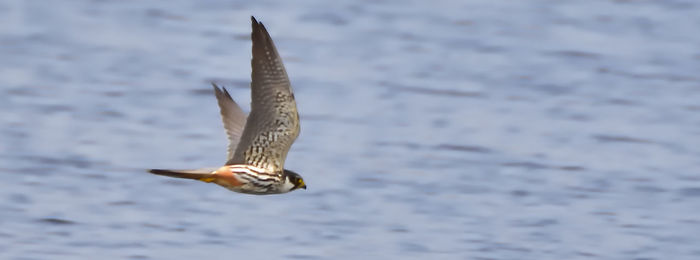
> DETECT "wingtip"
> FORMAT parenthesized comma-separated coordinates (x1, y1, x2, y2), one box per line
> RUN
(211, 82, 234, 103)
(251, 16, 266, 33)
(251, 16, 261, 28)
(212, 83, 223, 96)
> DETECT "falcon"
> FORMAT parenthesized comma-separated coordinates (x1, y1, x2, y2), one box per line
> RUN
(148, 16, 306, 195)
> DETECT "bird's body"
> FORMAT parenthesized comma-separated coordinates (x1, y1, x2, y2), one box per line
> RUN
(148, 16, 306, 195)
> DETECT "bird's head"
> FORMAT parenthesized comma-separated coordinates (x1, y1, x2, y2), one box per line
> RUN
(284, 169, 306, 191)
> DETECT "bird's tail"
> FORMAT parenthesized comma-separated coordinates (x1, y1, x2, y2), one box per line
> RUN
(148, 168, 218, 183)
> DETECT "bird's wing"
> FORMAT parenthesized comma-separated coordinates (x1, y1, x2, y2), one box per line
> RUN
(212, 83, 248, 162)
(227, 16, 300, 173)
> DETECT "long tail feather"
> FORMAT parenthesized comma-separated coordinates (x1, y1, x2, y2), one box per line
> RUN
(148, 168, 216, 182)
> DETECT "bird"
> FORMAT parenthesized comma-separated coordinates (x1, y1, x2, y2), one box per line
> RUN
(148, 16, 306, 195)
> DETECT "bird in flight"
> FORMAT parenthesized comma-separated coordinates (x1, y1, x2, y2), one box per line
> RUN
(148, 16, 306, 195)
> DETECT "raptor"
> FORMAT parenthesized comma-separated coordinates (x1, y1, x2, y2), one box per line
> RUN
(148, 16, 306, 195)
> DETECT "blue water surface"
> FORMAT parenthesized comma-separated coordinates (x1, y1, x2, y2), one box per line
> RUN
(1, 0, 699, 259)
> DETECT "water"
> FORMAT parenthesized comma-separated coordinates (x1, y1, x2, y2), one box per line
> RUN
(1, 0, 699, 259)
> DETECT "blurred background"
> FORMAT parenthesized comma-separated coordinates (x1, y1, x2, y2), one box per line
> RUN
(1, 0, 699, 259)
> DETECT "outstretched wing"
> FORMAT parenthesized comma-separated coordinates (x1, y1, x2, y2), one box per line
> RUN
(212, 83, 247, 162)
(227, 16, 300, 173)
